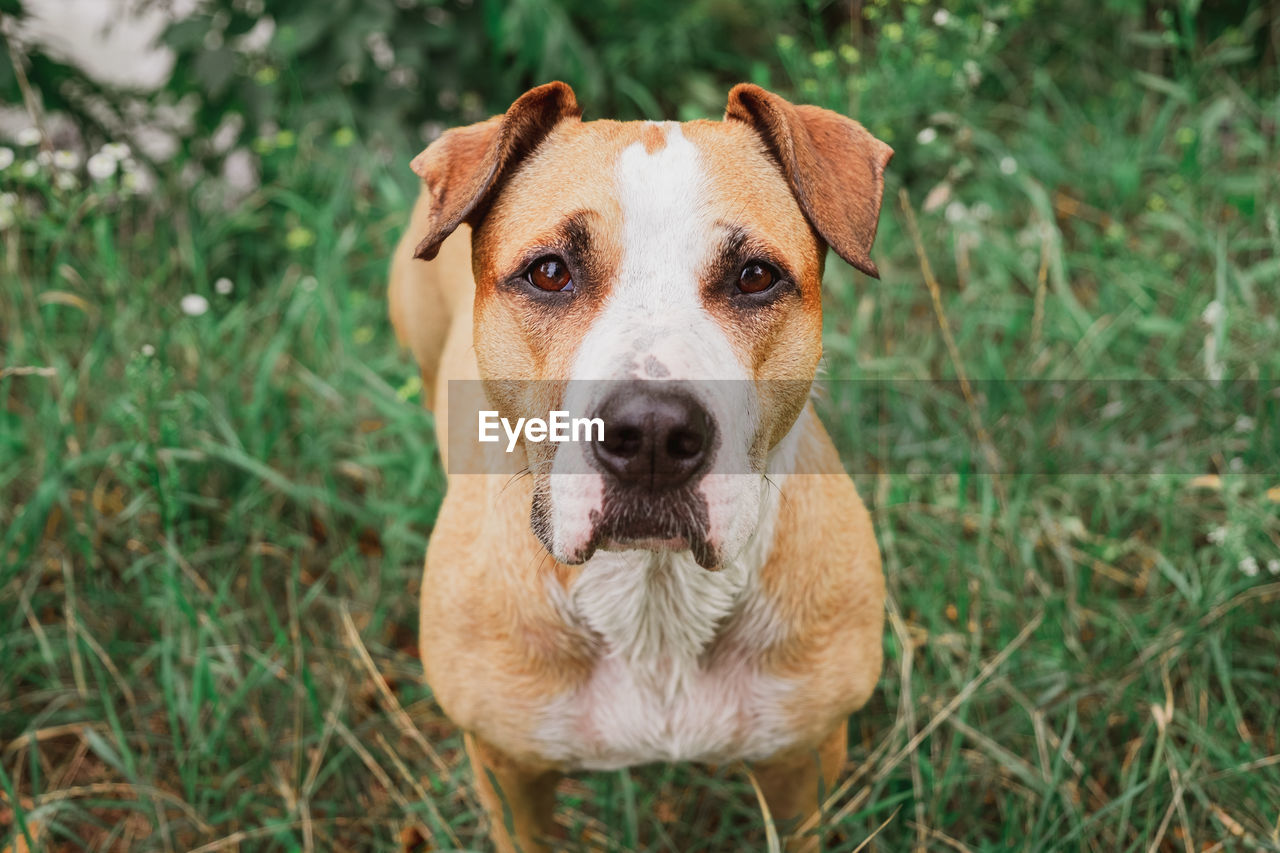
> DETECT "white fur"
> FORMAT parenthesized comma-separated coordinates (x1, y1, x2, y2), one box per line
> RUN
(546, 123, 763, 564)
(533, 413, 808, 769)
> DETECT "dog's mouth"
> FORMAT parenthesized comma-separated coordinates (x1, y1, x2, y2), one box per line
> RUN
(584, 493, 718, 567)
(593, 531, 719, 570)
(532, 481, 720, 569)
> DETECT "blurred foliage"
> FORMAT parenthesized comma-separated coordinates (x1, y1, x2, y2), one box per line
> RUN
(2, 0, 818, 161)
(3, 0, 1273, 177)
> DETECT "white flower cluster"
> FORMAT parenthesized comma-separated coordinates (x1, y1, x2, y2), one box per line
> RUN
(1239, 556, 1280, 578)
(1209, 524, 1279, 579)
(87, 142, 132, 181)
(4, 129, 146, 194)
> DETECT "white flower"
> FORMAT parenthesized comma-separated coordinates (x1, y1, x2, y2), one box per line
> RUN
(933, 9, 951, 26)
(214, 277, 234, 295)
(1234, 415, 1255, 433)
(917, 127, 939, 145)
(973, 202, 994, 221)
(36, 150, 53, 167)
(141, 344, 156, 357)
(20, 160, 38, 178)
(53, 150, 80, 170)
(1207, 525, 1228, 545)
(55, 172, 78, 191)
(1239, 557, 1259, 577)
(15, 127, 41, 147)
(0, 192, 14, 210)
(1201, 299, 1224, 326)
(87, 151, 117, 180)
(180, 294, 210, 316)
(1268, 558, 1280, 576)
(0, 147, 13, 170)
(101, 142, 131, 160)
(1000, 156, 1018, 175)
(983, 21, 999, 36)
(0, 207, 13, 230)
(945, 201, 969, 224)
(300, 275, 318, 292)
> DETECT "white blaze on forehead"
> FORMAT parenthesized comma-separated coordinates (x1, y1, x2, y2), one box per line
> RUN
(544, 122, 761, 563)
(569, 122, 747, 383)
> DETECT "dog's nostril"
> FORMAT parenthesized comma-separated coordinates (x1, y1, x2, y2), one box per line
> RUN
(666, 429, 705, 460)
(605, 426, 644, 457)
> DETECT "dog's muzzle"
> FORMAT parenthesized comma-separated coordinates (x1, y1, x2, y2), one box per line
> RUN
(590, 382, 715, 491)
(568, 381, 719, 567)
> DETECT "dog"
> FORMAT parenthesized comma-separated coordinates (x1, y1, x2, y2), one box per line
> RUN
(388, 81, 890, 851)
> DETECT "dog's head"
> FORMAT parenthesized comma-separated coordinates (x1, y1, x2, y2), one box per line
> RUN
(411, 82, 891, 569)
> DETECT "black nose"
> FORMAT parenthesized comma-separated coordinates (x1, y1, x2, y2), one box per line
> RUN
(591, 385, 714, 490)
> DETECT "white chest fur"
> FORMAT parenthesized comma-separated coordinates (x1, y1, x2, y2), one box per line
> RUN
(535, 481, 800, 771)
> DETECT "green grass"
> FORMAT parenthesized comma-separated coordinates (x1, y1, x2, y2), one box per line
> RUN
(3, 2, 1279, 851)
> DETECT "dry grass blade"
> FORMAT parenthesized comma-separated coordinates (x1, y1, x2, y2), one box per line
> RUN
(0, 782, 211, 833)
(187, 821, 307, 853)
(327, 710, 438, 847)
(852, 805, 902, 853)
(0, 366, 57, 378)
(744, 765, 783, 853)
(1, 722, 109, 757)
(897, 188, 1007, 509)
(373, 731, 461, 849)
(884, 612, 1044, 771)
(887, 599, 927, 851)
(906, 820, 975, 852)
(338, 603, 459, 783)
(1031, 222, 1051, 355)
(821, 612, 1045, 829)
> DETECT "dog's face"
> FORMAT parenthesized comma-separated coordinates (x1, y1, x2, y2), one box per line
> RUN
(411, 83, 891, 568)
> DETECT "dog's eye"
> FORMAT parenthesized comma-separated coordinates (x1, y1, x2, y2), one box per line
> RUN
(737, 261, 778, 294)
(526, 256, 573, 292)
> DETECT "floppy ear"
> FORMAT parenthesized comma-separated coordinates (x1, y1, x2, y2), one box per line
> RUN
(410, 81, 581, 260)
(724, 84, 893, 277)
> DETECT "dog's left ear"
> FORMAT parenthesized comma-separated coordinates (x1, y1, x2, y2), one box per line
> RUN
(725, 84, 893, 277)
(410, 81, 582, 260)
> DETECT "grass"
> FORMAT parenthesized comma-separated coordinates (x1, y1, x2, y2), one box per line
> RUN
(3, 2, 1280, 851)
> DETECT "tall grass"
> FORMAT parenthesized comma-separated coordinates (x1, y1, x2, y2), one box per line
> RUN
(3, 1, 1278, 850)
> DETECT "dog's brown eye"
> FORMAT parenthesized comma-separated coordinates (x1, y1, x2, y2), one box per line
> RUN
(738, 262, 778, 294)
(527, 256, 573, 292)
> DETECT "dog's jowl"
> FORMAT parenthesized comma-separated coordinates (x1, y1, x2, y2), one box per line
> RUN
(388, 81, 891, 852)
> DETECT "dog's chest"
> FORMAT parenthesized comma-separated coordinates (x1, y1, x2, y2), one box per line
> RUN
(535, 552, 800, 770)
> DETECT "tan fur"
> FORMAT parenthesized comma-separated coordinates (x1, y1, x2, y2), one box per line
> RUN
(387, 83, 890, 851)
(725, 84, 893, 277)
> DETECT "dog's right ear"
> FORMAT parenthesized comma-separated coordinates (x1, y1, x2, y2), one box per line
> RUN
(410, 82, 581, 260)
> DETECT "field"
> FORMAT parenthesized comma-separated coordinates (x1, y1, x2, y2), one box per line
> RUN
(2, 1, 1279, 850)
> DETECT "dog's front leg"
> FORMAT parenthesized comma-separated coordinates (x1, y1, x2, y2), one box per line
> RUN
(465, 732, 562, 853)
(750, 723, 848, 851)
